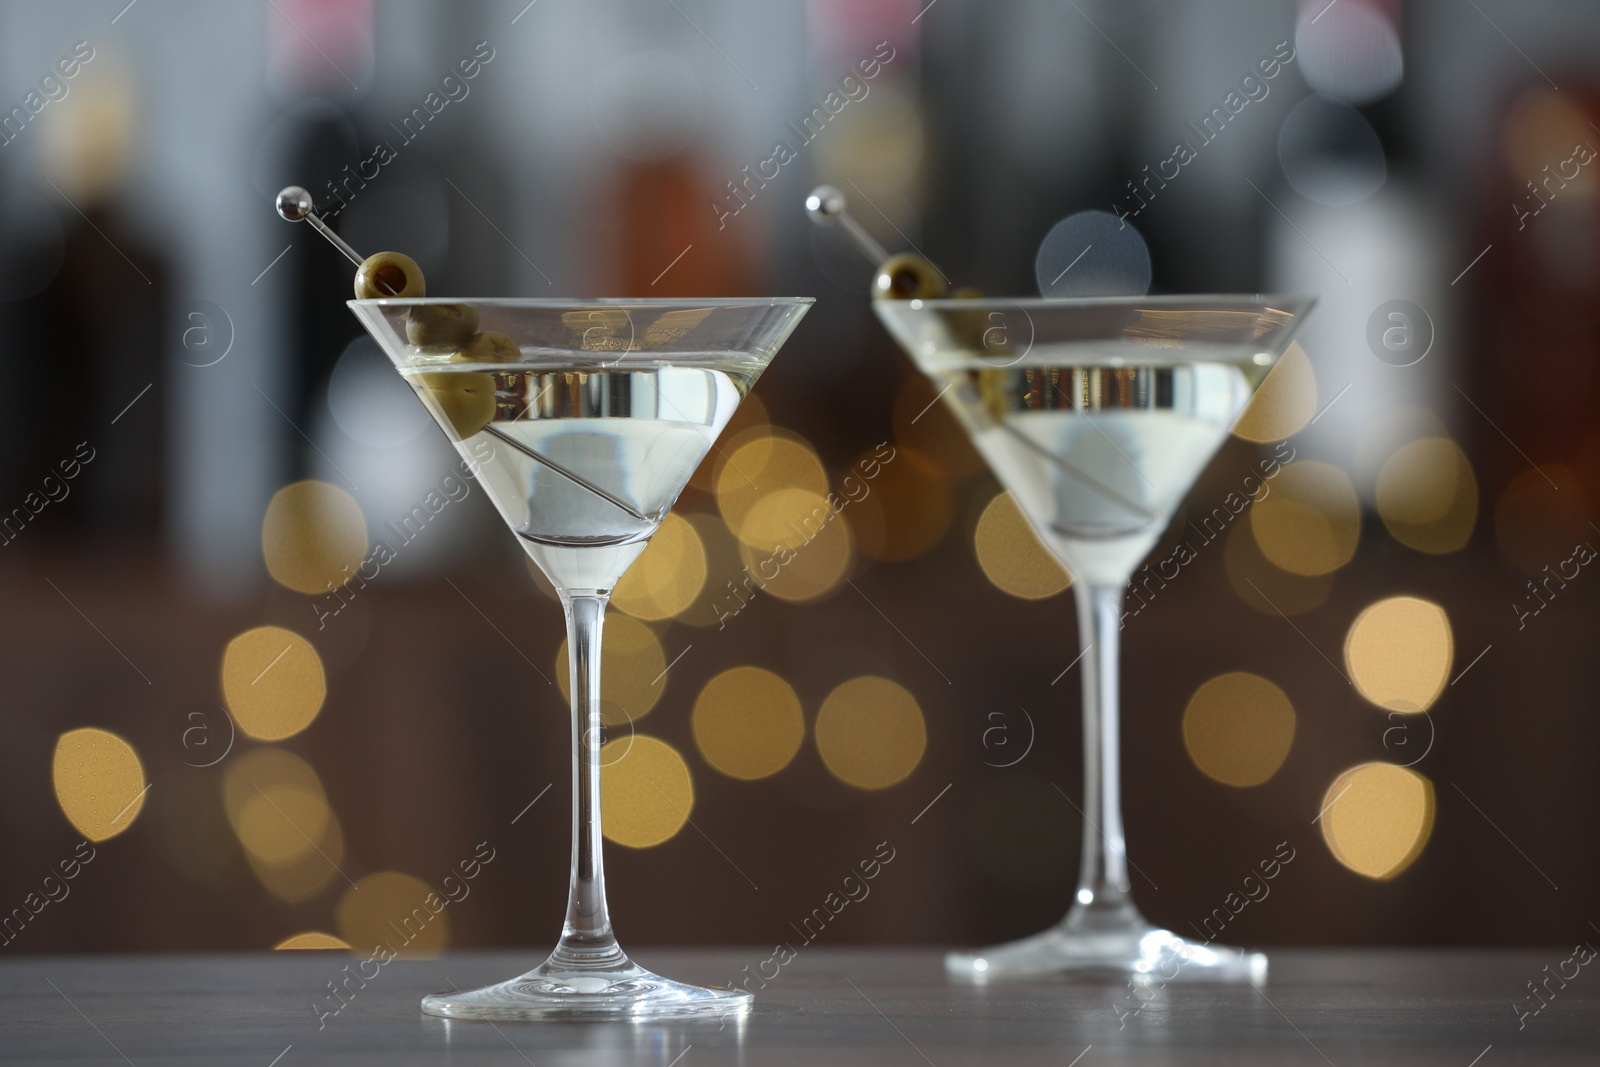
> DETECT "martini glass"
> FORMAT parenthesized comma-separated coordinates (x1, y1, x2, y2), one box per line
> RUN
(875, 294, 1313, 982)
(351, 296, 811, 1018)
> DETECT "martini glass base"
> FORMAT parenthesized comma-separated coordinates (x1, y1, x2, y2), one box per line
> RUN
(422, 957, 752, 1021)
(946, 903, 1267, 984)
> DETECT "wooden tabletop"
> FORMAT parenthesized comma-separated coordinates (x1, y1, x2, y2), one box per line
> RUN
(1, 948, 1593, 1064)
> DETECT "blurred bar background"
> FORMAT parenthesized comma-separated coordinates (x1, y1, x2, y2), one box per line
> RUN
(1, 0, 1597, 955)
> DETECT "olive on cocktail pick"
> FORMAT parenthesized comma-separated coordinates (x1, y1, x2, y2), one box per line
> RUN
(415, 370, 496, 439)
(353, 251, 425, 300)
(874, 253, 948, 301)
(453, 330, 519, 364)
(407, 304, 478, 351)
(431, 333, 520, 438)
(421, 331, 507, 437)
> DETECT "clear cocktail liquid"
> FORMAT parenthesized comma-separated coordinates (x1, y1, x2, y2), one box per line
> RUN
(403, 362, 749, 592)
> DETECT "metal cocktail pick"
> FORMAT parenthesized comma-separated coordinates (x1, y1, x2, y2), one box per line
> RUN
(805, 184, 951, 300)
(275, 186, 365, 267)
(275, 185, 410, 298)
(804, 184, 892, 265)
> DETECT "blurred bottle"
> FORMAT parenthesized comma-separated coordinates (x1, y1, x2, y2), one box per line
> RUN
(1478, 81, 1600, 575)
(1, 69, 169, 545)
(1266, 0, 1452, 504)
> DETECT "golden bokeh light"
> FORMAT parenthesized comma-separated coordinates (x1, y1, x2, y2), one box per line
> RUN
(52, 728, 148, 841)
(738, 499, 854, 603)
(1320, 762, 1435, 880)
(337, 872, 450, 957)
(222, 748, 344, 903)
(1493, 465, 1589, 576)
(715, 433, 828, 546)
(601, 735, 694, 848)
(675, 513, 749, 628)
(1344, 596, 1453, 713)
(739, 487, 834, 552)
(221, 626, 327, 741)
(222, 748, 325, 826)
(847, 448, 954, 562)
(1233, 342, 1317, 443)
(236, 784, 333, 866)
(692, 667, 806, 780)
(815, 676, 927, 790)
(690, 393, 768, 492)
(1376, 437, 1478, 554)
(264, 843, 345, 905)
(556, 613, 667, 724)
(1249, 460, 1361, 576)
(974, 491, 1072, 599)
(1224, 522, 1333, 616)
(249, 820, 345, 904)
(612, 513, 707, 620)
(1181, 672, 1296, 787)
(274, 931, 352, 951)
(262, 480, 369, 595)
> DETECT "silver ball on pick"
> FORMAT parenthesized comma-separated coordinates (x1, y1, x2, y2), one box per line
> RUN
(805, 185, 847, 225)
(273, 184, 365, 268)
(803, 184, 891, 266)
(275, 186, 314, 223)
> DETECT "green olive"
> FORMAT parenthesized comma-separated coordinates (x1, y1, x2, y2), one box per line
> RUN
(451, 330, 519, 364)
(872, 253, 947, 301)
(947, 287, 990, 351)
(407, 304, 478, 351)
(418, 371, 495, 439)
(354, 251, 425, 299)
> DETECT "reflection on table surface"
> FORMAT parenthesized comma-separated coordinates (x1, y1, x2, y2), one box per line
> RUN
(3, 948, 1593, 1066)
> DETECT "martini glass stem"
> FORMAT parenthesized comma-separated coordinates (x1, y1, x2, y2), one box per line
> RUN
(552, 593, 625, 969)
(1070, 582, 1137, 923)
